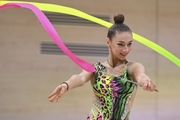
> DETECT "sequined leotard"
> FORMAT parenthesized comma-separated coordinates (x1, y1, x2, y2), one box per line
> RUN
(87, 62, 137, 120)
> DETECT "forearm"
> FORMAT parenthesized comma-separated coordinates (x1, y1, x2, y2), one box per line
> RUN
(130, 63, 149, 85)
(136, 73, 150, 86)
(64, 74, 86, 90)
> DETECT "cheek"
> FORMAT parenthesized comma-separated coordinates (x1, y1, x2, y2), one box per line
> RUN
(114, 47, 123, 53)
(126, 47, 132, 53)
(129, 46, 132, 51)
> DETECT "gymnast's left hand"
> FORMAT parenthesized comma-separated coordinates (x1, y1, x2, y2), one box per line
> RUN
(141, 77, 159, 92)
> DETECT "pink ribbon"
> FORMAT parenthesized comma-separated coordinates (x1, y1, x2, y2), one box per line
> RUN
(0, 3, 95, 72)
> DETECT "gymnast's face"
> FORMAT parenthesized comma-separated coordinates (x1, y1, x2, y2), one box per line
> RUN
(106, 32, 133, 61)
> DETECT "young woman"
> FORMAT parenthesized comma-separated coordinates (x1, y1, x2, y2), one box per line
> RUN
(48, 14, 158, 120)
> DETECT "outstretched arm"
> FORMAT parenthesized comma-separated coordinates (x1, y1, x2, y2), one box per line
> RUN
(128, 62, 158, 92)
(48, 70, 93, 102)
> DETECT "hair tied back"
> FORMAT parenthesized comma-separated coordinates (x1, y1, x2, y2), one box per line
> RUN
(114, 14, 125, 24)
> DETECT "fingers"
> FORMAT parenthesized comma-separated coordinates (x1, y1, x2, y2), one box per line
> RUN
(48, 87, 60, 98)
(142, 80, 158, 92)
(49, 93, 59, 102)
(48, 87, 61, 102)
(48, 84, 67, 103)
(154, 88, 159, 92)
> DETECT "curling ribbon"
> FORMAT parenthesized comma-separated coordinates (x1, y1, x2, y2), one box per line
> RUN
(0, 3, 95, 72)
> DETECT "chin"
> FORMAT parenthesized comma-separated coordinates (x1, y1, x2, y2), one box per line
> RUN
(119, 57, 126, 61)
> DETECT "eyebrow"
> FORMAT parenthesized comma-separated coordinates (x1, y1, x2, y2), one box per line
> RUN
(118, 40, 133, 43)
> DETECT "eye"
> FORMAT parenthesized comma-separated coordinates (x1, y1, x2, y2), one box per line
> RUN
(118, 43, 124, 46)
(127, 43, 132, 46)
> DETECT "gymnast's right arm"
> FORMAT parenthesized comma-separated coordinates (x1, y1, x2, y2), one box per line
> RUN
(48, 70, 93, 103)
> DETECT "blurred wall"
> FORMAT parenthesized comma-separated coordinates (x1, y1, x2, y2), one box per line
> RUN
(0, 0, 180, 120)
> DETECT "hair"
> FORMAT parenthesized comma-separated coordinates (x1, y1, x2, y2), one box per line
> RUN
(107, 14, 132, 40)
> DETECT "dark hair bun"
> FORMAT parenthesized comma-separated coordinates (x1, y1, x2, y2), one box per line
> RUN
(114, 14, 125, 24)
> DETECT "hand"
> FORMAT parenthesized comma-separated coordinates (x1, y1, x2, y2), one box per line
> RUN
(48, 83, 68, 102)
(142, 79, 159, 92)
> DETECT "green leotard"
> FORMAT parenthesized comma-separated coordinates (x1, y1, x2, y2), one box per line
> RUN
(87, 62, 137, 120)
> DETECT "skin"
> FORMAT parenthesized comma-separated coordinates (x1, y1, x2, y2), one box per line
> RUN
(48, 32, 158, 103)
(106, 32, 133, 66)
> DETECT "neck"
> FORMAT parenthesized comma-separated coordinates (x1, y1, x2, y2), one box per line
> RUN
(107, 58, 127, 68)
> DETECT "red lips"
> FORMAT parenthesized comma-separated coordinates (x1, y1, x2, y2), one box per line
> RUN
(120, 53, 127, 56)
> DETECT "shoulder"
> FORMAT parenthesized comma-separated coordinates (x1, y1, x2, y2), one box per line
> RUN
(127, 62, 145, 75)
(128, 62, 144, 69)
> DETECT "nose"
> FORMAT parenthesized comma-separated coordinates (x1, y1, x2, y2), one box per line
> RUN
(122, 46, 129, 52)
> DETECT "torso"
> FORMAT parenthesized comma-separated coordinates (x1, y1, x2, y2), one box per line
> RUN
(87, 61, 137, 120)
